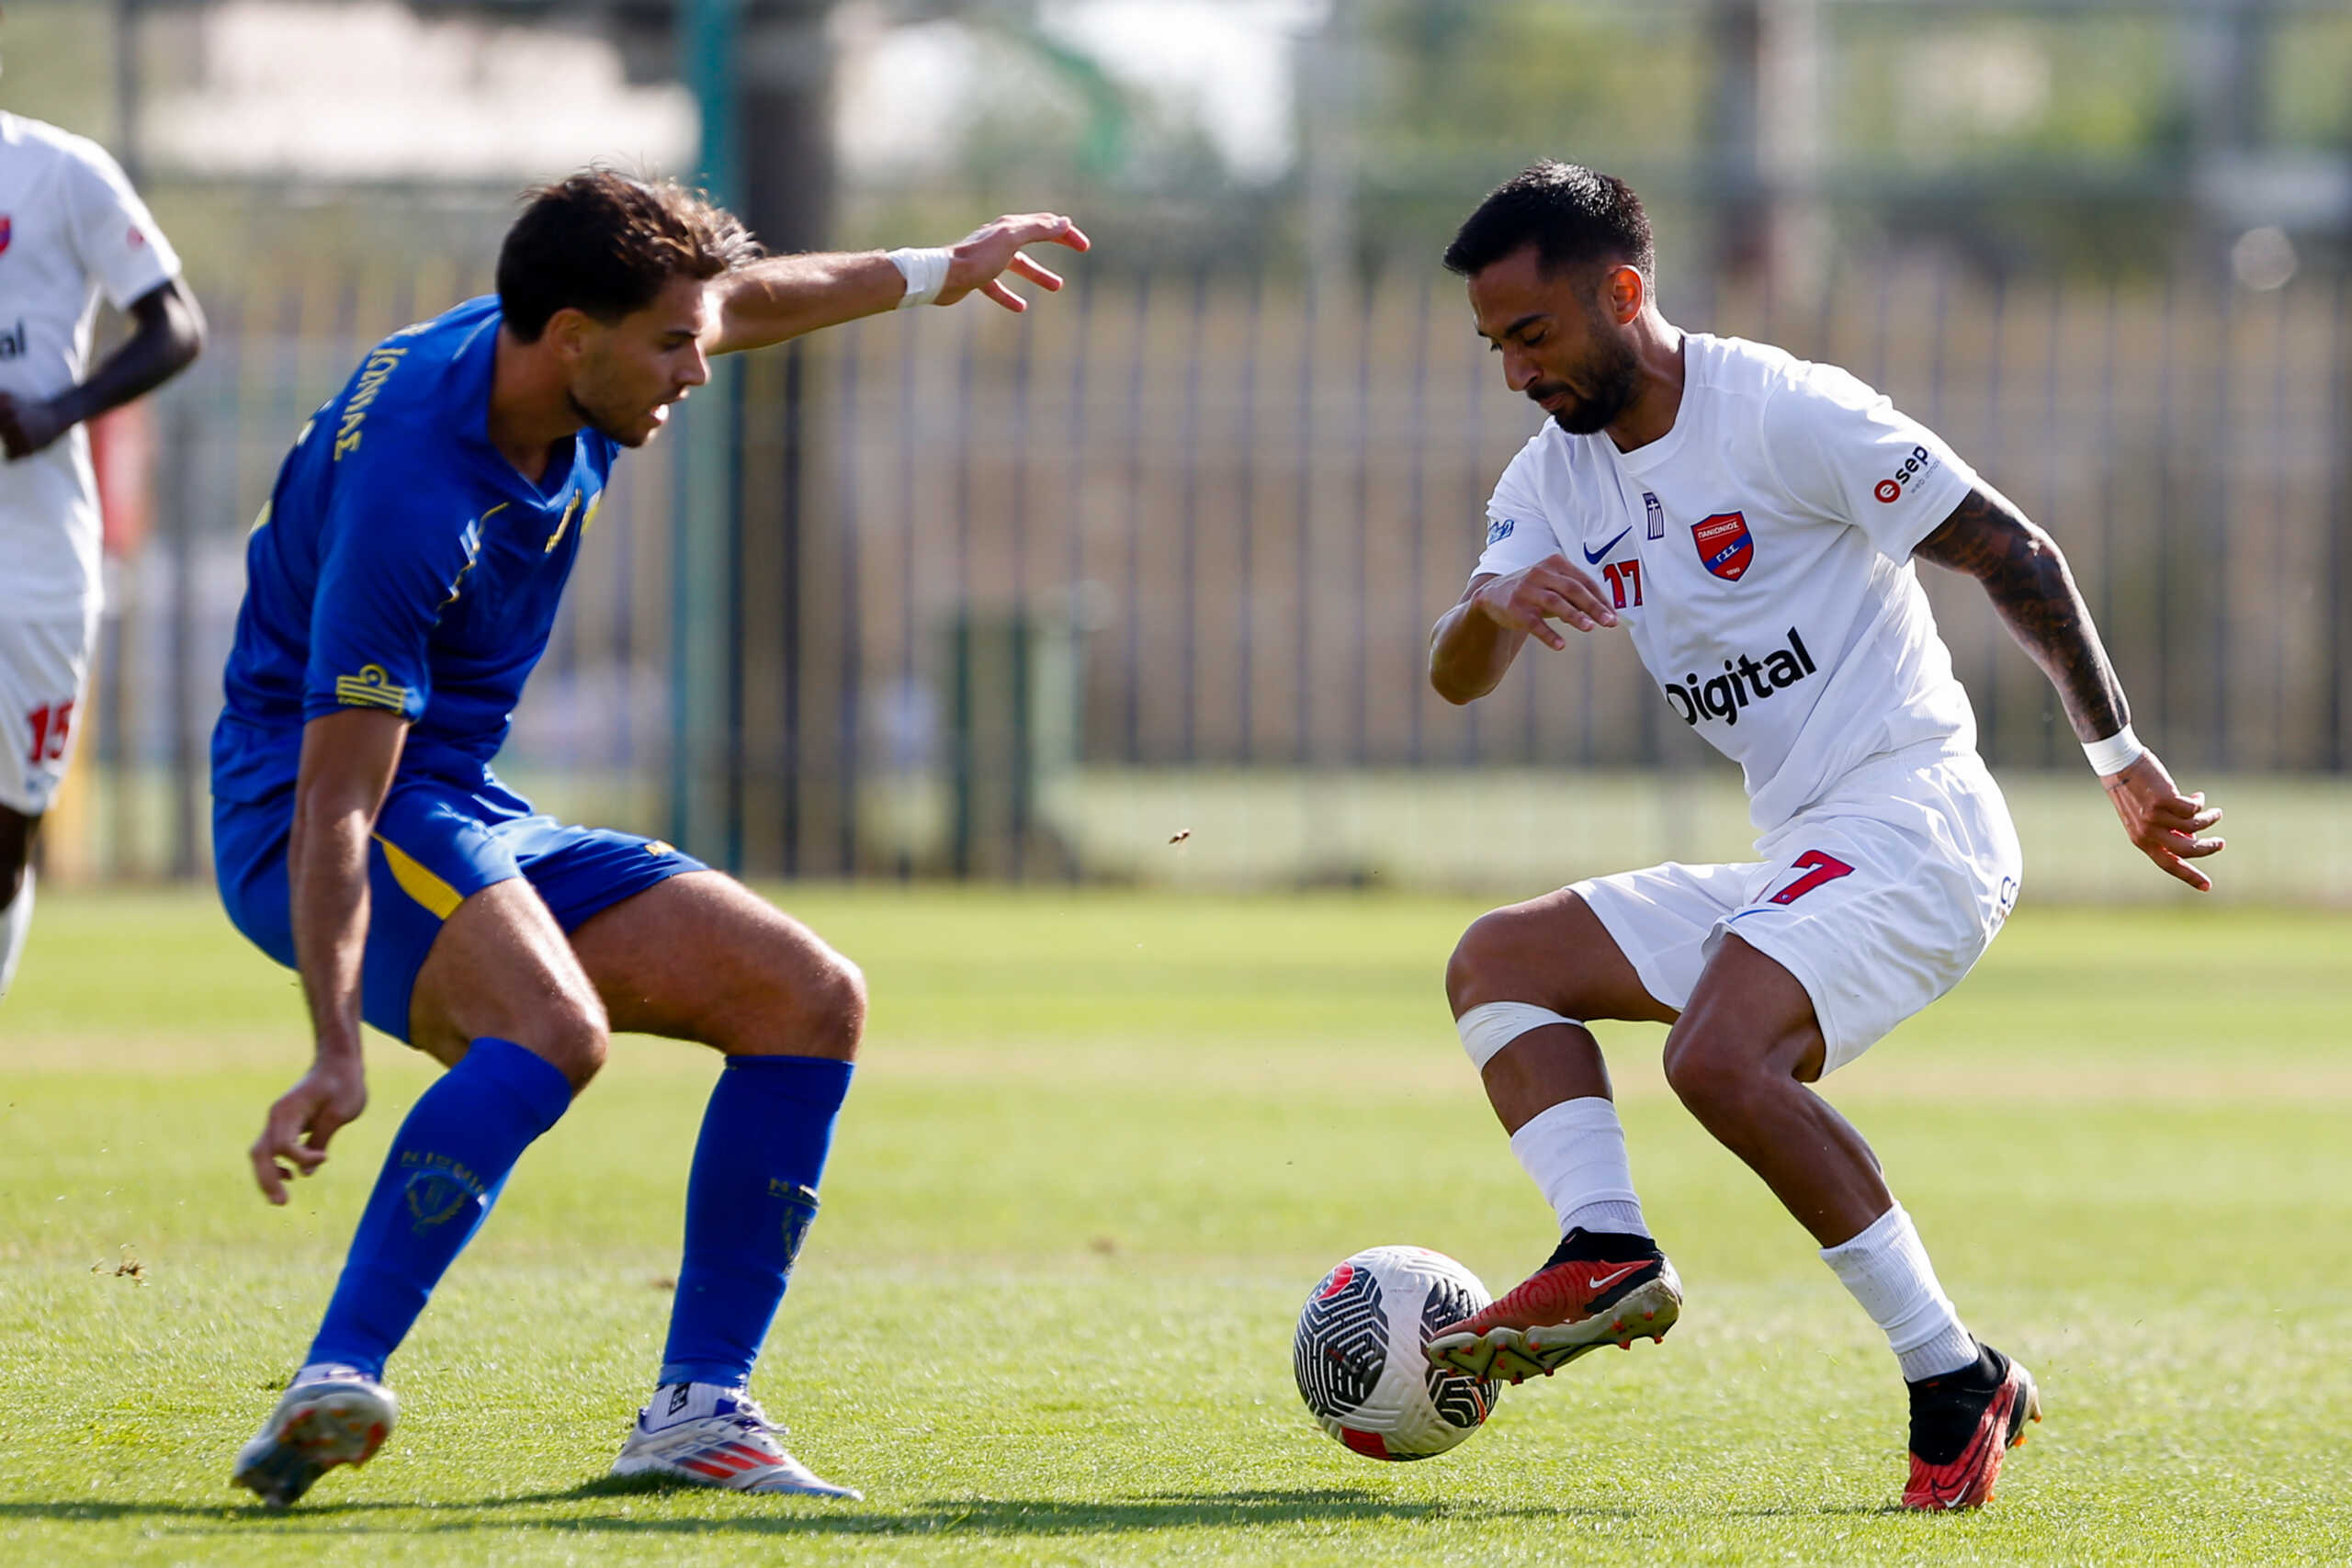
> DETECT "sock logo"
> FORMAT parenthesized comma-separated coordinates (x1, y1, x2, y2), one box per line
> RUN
(399, 1150, 487, 1233)
(771, 1181, 821, 1269)
(401, 1170, 474, 1232)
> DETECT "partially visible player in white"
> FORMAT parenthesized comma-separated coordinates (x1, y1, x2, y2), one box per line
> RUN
(0, 25, 206, 1001)
(1421, 163, 2223, 1512)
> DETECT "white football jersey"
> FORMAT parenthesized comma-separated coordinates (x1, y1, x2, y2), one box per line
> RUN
(1475, 333, 1983, 833)
(0, 112, 181, 620)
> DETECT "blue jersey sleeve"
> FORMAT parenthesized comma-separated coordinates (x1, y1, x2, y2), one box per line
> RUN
(300, 472, 482, 727)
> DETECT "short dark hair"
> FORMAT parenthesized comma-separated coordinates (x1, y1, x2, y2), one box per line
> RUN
(497, 170, 762, 342)
(1442, 161, 1655, 285)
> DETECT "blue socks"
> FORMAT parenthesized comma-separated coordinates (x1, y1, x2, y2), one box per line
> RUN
(305, 1037, 572, 1379)
(658, 1055, 854, 1388)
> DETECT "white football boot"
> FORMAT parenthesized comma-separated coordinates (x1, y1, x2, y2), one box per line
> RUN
(611, 1382, 862, 1499)
(232, 1363, 399, 1509)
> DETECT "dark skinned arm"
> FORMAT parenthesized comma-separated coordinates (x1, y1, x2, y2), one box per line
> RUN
(0, 276, 206, 460)
(1429, 557, 1620, 705)
(1913, 483, 2224, 891)
(248, 708, 407, 1205)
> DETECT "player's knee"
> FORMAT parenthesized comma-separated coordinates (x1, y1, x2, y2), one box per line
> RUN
(1660, 1026, 1757, 1124)
(783, 948, 865, 1062)
(1446, 908, 1539, 1017)
(523, 995, 610, 1089)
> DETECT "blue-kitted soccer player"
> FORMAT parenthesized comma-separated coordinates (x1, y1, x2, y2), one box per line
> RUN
(212, 172, 1086, 1508)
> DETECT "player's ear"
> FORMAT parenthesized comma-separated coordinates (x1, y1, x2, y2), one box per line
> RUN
(542, 307, 596, 366)
(1600, 264, 1645, 326)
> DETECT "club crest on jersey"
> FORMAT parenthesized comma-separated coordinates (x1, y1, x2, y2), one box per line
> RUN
(1691, 512, 1753, 581)
(0, 216, 12, 255)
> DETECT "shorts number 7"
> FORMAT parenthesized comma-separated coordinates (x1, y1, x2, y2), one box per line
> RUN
(1767, 849, 1854, 907)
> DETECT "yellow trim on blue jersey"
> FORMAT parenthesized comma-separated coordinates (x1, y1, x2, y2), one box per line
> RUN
(543, 492, 582, 554)
(334, 664, 411, 712)
(372, 834, 463, 920)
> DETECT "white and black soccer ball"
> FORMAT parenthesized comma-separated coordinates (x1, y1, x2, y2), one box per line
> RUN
(1292, 1244, 1500, 1461)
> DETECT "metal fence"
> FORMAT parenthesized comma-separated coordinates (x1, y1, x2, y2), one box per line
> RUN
(64, 249, 2352, 884)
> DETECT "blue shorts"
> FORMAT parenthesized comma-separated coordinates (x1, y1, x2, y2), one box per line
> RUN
(214, 773, 706, 1044)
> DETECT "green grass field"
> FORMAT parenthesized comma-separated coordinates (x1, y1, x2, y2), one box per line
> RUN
(3, 886, 2348, 1565)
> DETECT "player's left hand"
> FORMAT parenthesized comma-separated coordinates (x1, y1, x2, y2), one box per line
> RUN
(936, 213, 1091, 314)
(2101, 751, 2223, 892)
(0, 392, 70, 461)
(250, 1056, 369, 1205)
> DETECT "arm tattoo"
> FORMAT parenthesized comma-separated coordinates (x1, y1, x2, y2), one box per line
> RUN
(1914, 487, 2130, 742)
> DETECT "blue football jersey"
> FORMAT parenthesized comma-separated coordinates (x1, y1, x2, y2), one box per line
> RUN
(212, 298, 618, 803)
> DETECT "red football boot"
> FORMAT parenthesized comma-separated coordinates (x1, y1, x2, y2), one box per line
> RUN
(1903, 1342, 2041, 1511)
(1424, 1229, 1681, 1385)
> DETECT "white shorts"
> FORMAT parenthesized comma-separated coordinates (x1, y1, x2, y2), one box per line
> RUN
(0, 612, 99, 817)
(1572, 750, 2022, 1076)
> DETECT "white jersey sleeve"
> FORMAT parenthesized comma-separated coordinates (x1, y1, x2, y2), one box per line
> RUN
(61, 136, 178, 310)
(1760, 363, 1978, 561)
(1473, 434, 1570, 580)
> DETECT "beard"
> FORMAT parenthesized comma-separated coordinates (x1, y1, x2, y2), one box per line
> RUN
(568, 385, 661, 449)
(1530, 328, 1642, 435)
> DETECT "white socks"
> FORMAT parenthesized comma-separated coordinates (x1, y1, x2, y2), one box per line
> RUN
(0, 867, 32, 999)
(1819, 1202, 1978, 1382)
(1509, 1097, 1650, 1238)
(644, 1381, 745, 1431)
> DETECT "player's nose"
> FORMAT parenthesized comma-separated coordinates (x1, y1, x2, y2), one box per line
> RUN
(1501, 349, 1538, 392)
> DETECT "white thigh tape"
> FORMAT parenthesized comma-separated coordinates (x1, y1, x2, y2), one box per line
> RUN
(1456, 1001, 1581, 1072)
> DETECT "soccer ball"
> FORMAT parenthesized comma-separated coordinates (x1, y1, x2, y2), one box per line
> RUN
(1292, 1245, 1500, 1461)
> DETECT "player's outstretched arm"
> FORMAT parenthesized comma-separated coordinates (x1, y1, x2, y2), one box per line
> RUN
(704, 213, 1090, 356)
(1430, 557, 1620, 705)
(251, 709, 408, 1204)
(0, 277, 204, 461)
(1915, 485, 2224, 891)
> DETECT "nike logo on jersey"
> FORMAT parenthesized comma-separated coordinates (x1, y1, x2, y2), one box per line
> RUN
(1581, 527, 1632, 565)
(1660, 626, 1818, 728)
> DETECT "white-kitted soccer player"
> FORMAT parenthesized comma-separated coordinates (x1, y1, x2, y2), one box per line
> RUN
(1422, 163, 2223, 1512)
(0, 73, 205, 998)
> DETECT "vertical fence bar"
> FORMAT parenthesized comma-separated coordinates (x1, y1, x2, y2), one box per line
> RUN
(2153, 273, 2177, 757)
(834, 325, 864, 874)
(778, 339, 808, 874)
(2329, 274, 2349, 771)
(1459, 304, 1485, 765)
(1977, 270, 2005, 753)
(2210, 277, 2233, 769)
(1407, 273, 1432, 766)
(893, 307, 920, 879)
(1235, 271, 1261, 765)
(1295, 278, 1317, 766)
(1351, 276, 1374, 766)
(1063, 271, 1094, 805)
(1122, 273, 1152, 765)
(1179, 268, 1206, 765)
(1007, 300, 1035, 873)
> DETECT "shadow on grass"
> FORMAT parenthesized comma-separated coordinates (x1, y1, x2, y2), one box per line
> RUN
(0, 1484, 1640, 1538)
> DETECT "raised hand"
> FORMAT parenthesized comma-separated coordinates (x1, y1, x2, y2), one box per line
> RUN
(936, 213, 1091, 314)
(2100, 751, 2224, 892)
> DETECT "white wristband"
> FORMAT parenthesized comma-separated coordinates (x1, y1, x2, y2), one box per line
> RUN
(2083, 723, 2146, 777)
(888, 246, 952, 310)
